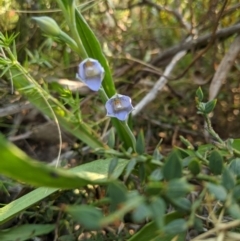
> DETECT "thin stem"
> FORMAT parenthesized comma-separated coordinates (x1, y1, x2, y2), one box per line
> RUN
(120, 120, 136, 152)
(59, 31, 82, 56)
(69, 10, 88, 58)
(204, 114, 224, 144)
(56, 0, 88, 59)
(0, 48, 13, 94)
(204, 114, 240, 157)
(188, 187, 207, 226)
(195, 151, 209, 165)
(5, 47, 63, 167)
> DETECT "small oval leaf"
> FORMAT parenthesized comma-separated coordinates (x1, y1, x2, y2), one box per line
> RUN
(229, 158, 240, 177)
(207, 183, 227, 201)
(221, 167, 235, 190)
(209, 150, 223, 175)
(65, 205, 103, 230)
(136, 129, 145, 155)
(163, 150, 182, 180)
(205, 99, 217, 114)
(188, 159, 201, 175)
(196, 87, 204, 102)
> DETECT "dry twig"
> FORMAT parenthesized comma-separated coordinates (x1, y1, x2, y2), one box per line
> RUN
(0, 101, 32, 117)
(132, 43, 188, 116)
(209, 34, 240, 100)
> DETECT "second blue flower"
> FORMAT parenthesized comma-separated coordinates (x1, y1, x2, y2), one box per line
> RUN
(105, 94, 134, 121)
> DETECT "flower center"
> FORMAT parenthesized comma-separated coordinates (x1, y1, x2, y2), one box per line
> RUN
(84, 61, 100, 78)
(113, 98, 125, 111)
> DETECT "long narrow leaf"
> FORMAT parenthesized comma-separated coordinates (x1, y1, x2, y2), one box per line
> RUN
(0, 134, 128, 188)
(0, 224, 55, 241)
(0, 137, 128, 224)
(74, 10, 135, 150)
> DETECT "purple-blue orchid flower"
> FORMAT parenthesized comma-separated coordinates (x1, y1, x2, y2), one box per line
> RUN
(105, 94, 134, 121)
(77, 58, 104, 91)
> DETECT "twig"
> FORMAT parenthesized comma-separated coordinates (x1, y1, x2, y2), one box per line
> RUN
(146, 118, 203, 137)
(209, 34, 240, 100)
(158, 0, 228, 81)
(132, 40, 189, 116)
(8, 131, 32, 141)
(191, 220, 240, 240)
(0, 101, 32, 117)
(152, 23, 240, 67)
(222, 3, 240, 17)
(143, 0, 191, 31)
(133, 23, 240, 83)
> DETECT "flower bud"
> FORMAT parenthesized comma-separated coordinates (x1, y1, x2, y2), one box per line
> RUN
(32, 16, 61, 37)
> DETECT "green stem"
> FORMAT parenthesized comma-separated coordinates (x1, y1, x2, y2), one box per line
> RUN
(120, 121, 136, 151)
(195, 151, 209, 165)
(204, 114, 224, 144)
(59, 31, 81, 56)
(205, 114, 240, 157)
(187, 187, 207, 226)
(56, 0, 88, 59)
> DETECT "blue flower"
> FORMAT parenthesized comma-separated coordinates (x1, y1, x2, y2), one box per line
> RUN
(105, 94, 134, 121)
(77, 58, 104, 91)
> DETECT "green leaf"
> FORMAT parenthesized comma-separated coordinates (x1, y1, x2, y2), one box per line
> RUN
(204, 99, 217, 114)
(163, 219, 188, 235)
(124, 158, 137, 180)
(196, 87, 204, 102)
(136, 129, 145, 155)
(108, 158, 118, 178)
(163, 150, 182, 180)
(227, 202, 240, 219)
(0, 224, 55, 241)
(139, 163, 145, 183)
(149, 197, 166, 229)
(188, 159, 201, 175)
(153, 147, 163, 161)
(209, 150, 223, 175)
(232, 139, 240, 152)
(149, 168, 163, 181)
(145, 182, 164, 196)
(108, 182, 127, 211)
(132, 203, 151, 223)
(128, 212, 185, 241)
(221, 167, 235, 190)
(107, 128, 115, 148)
(233, 186, 240, 201)
(65, 205, 103, 230)
(171, 197, 191, 211)
(165, 179, 193, 200)
(0, 134, 125, 188)
(127, 221, 159, 241)
(0, 158, 128, 225)
(58, 235, 75, 241)
(100, 193, 143, 227)
(207, 183, 227, 201)
(229, 158, 240, 177)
